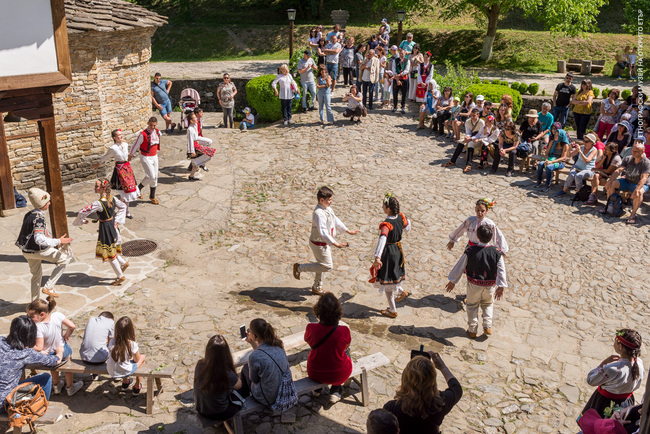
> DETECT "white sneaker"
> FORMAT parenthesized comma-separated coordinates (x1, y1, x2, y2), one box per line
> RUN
(66, 380, 84, 396)
(329, 391, 342, 403)
(283, 121, 288, 125)
(53, 379, 65, 395)
(289, 119, 295, 124)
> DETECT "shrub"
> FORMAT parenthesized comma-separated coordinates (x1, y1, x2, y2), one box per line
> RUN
(246, 74, 300, 122)
(518, 83, 528, 94)
(289, 46, 308, 77)
(622, 89, 632, 100)
(500, 80, 509, 87)
(466, 84, 523, 119)
(528, 83, 539, 95)
(541, 89, 547, 96)
(491, 79, 501, 85)
(603, 87, 611, 99)
(472, 77, 481, 84)
(592, 87, 600, 98)
(482, 79, 491, 84)
(432, 61, 479, 97)
(510, 81, 520, 90)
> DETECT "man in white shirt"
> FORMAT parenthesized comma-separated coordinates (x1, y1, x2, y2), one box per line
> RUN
(16, 188, 73, 299)
(293, 187, 359, 295)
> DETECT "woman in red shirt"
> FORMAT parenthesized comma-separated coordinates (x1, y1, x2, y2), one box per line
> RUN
(304, 293, 353, 402)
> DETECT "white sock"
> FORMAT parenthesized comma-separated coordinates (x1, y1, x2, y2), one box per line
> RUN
(110, 259, 123, 278)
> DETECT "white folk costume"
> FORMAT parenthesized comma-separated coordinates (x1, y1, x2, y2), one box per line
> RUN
(371, 213, 411, 314)
(297, 204, 349, 292)
(74, 194, 128, 284)
(448, 242, 507, 334)
(187, 123, 215, 179)
(448, 216, 509, 253)
(98, 141, 140, 203)
(15, 188, 70, 299)
(129, 128, 160, 201)
(415, 61, 436, 104)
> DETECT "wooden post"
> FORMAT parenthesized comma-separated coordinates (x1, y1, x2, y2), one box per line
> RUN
(289, 20, 294, 60)
(38, 114, 68, 239)
(397, 22, 403, 47)
(0, 116, 15, 210)
(557, 60, 566, 74)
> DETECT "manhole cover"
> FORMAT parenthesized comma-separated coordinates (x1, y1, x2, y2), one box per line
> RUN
(121, 240, 158, 257)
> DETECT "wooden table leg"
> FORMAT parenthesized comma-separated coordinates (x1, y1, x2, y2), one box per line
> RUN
(361, 367, 369, 407)
(146, 377, 154, 415)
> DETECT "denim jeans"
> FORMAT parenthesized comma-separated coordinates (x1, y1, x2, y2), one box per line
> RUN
(280, 99, 292, 121)
(301, 81, 316, 109)
(537, 161, 565, 186)
(317, 90, 334, 122)
(564, 168, 593, 190)
(326, 63, 338, 81)
(361, 81, 374, 109)
(373, 81, 380, 101)
(552, 106, 569, 128)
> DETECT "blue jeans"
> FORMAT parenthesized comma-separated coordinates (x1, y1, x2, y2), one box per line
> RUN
(537, 161, 565, 186)
(552, 106, 569, 128)
(362, 81, 374, 110)
(326, 63, 339, 81)
(239, 122, 254, 130)
(280, 99, 292, 121)
(49, 342, 72, 360)
(0, 373, 53, 415)
(373, 80, 380, 101)
(318, 89, 334, 122)
(301, 81, 316, 109)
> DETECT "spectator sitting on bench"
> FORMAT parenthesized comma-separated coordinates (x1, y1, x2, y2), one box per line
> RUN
(606, 120, 633, 154)
(491, 120, 520, 177)
(614, 46, 631, 79)
(80, 312, 114, 376)
(534, 123, 570, 192)
(538, 102, 554, 149)
(383, 352, 462, 434)
(28, 296, 84, 396)
(194, 335, 243, 421)
(304, 292, 352, 403)
(0, 315, 63, 411)
(587, 143, 622, 205)
(557, 133, 598, 197)
(519, 109, 544, 156)
(367, 409, 400, 434)
(444, 108, 484, 173)
(240, 319, 290, 408)
(107, 316, 146, 395)
(600, 141, 650, 224)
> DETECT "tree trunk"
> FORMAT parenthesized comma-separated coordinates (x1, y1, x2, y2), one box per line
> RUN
(481, 5, 500, 61)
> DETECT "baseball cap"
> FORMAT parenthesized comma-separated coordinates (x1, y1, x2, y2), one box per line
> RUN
(390, 45, 398, 50)
(476, 95, 485, 101)
(453, 96, 460, 102)
(382, 18, 387, 22)
(304, 49, 312, 56)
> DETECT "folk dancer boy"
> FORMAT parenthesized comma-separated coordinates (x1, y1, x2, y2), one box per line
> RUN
(130, 117, 161, 204)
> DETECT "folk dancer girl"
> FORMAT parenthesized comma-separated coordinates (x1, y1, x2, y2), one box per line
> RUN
(370, 194, 411, 318)
(186, 112, 215, 181)
(92, 129, 140, 219)
(447, 198, 508, 254)
(74, 179, 128, 286)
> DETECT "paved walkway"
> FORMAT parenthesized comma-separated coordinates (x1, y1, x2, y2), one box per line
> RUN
(1, 95, 649, 433)
(152, 61, 636, 94)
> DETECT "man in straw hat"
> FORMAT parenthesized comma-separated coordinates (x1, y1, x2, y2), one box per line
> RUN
(15, 188, 73, 299)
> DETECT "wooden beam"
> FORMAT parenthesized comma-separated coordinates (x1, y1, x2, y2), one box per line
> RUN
(0, 116, 15, 210)
(5, 121, 102, 142)
(38, 112, 68, 239)
(51, 0, 72, 81)
(0, 72, 70, 94)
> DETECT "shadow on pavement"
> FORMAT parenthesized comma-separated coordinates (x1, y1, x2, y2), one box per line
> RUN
(0, 254, 26, 263)
(0, 300, 28, 318)
(56, 273, 114, 288)
(388, 324, 467, 347)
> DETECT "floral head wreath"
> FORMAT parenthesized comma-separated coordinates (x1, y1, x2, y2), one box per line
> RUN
(383, 192, 393, 206)
(99, 179, 109, 189)
(616, 330, 639, 349)
(477, 198, 496, 209)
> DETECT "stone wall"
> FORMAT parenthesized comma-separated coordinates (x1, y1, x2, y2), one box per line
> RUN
(517, 95, 603, 131)
(5, 27, 156, 191)
(168, 78, 250, 115)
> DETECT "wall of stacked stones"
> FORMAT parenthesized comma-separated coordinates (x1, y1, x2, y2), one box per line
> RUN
(5, 28, 156, 192)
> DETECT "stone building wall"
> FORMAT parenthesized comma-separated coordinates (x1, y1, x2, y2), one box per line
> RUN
(5, 27, 156, 191)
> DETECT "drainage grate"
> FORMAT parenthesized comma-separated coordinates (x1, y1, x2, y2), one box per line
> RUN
(121, 240, 158, 257)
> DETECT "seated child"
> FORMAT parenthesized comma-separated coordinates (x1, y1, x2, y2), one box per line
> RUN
(80, 311, 115, 377)
(107, 316, 146, 394)
(240, 107, 255, 131)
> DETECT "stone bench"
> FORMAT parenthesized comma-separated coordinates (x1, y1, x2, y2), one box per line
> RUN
(25, 360, 174, 415)
(566, 58, 582, 71)
(0, 404, 64, 433)
(198, 352, 391, 434)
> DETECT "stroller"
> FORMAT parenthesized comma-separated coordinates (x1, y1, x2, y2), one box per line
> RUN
(177, 88, 201, 132)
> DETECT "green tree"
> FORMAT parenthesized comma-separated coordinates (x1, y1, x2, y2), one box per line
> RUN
(377, 0, 608, 60)
(623, 0, 650, 33)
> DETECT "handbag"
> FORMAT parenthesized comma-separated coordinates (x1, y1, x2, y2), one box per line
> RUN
(410, 70, 417, 79)
(257, 349, 298, 413)
(415, 83, 427, 99)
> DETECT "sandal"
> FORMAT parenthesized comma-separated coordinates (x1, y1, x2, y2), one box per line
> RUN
(443, 161, 455, 167)
(463, 165, 472, 173)
(626, 216, 637, 224)
(111, 276, 126, 286)
(381, 309, 398, 318)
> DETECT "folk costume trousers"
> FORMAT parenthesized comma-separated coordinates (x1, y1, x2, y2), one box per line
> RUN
(466, 282, 496, 333)
(22, 247, 71, 300)
(298, 242, 333, 291)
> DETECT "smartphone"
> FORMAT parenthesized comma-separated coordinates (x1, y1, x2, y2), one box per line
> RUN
(410, 344, 431, 360)
(239, 325, 247, 340)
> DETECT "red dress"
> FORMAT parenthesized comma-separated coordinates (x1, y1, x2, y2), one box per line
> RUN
(304, 323, 353, 386)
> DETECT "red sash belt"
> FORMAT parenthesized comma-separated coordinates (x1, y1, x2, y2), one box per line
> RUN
(311, 240, 327, 246)
(598, 386, 633, 400)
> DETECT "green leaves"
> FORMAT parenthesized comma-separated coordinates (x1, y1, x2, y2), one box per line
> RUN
(623, 0, 650, 34)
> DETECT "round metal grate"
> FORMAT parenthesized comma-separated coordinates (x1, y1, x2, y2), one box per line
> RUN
(121, 240, 158, 257)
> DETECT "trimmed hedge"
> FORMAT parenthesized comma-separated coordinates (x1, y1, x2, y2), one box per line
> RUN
(528, 83, 539, 95)
(466, 84, 523, 119)
(482, 79, 491, 84)
(603, 87, 611, 99)
(518, 83, 528, 94)
(622, 89, 632, 100)
(510, 81, 520, 90)
(593, 87, 601, 98)
(246, 74, 300, 122)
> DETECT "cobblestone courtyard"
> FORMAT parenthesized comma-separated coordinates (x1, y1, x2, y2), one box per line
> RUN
(0, 100, 649, 433)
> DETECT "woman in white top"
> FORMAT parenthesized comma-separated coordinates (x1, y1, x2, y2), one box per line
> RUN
(308, 27, 320, 48)
(186, 112, 215, 181)
(272, 64, 299, 125)
(342, 85, 364, 123)
(92, 129, 140, 219)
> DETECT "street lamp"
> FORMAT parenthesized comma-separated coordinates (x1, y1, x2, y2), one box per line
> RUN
(287, 8, 296, 59)
(397, 10, 405, 46)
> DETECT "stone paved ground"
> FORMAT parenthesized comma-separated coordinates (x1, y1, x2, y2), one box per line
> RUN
(1, 95, 649, 433)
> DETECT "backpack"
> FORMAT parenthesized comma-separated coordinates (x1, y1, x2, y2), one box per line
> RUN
(605, 193, 624, 216)
(257, 349, 298, 414)
(516, 141, 531, 158)
(4, 382, 48, 431)
(14, 187, 27, 208)
(571, 185, 592, 205)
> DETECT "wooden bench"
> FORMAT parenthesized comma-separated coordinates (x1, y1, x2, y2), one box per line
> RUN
(591, 60, 605, 74)
(567, 58, 582, 71)
(528, 155, 574, 184)
(0, 405, 64, 433)
(25, 360, 174, 415)
(197, 352, 391, 434)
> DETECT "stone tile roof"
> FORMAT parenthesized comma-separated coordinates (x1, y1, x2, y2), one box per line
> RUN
(65, 0, 167, 34)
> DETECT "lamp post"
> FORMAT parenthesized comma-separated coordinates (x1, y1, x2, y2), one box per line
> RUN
(287, 8, 297, 60)
(397, 10, 405, 46)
